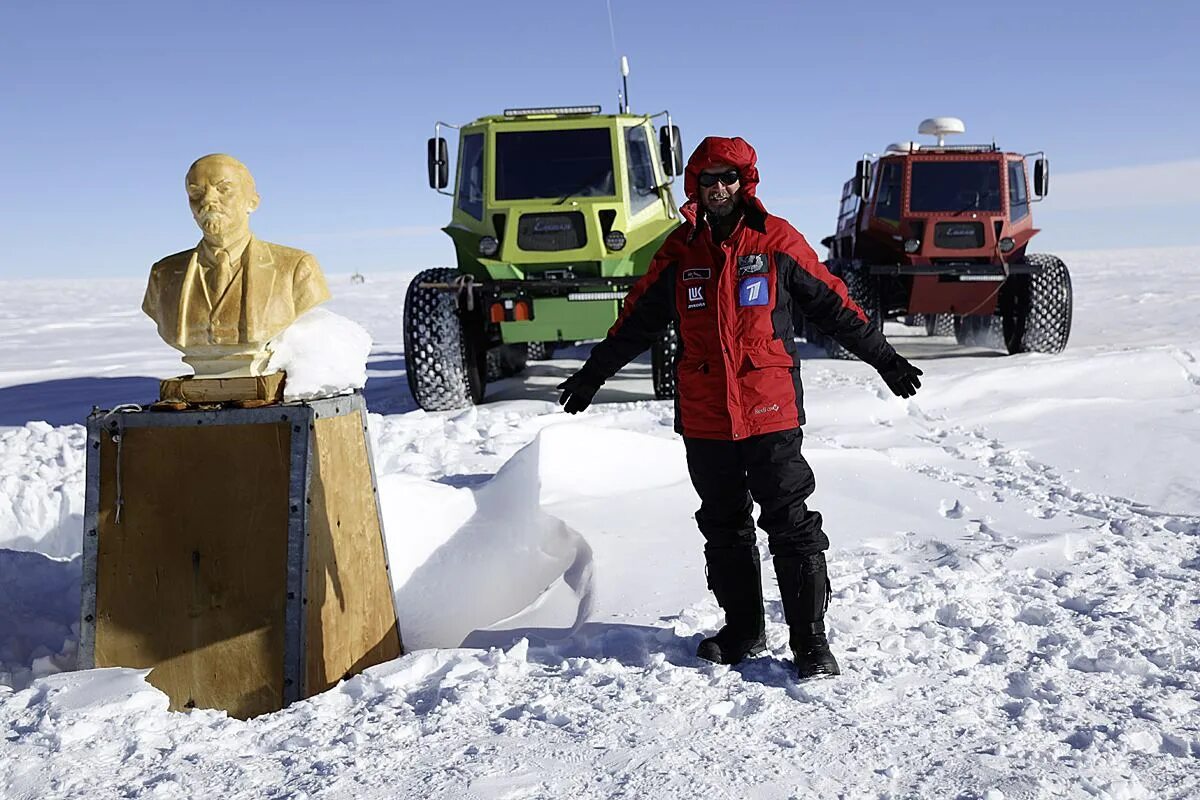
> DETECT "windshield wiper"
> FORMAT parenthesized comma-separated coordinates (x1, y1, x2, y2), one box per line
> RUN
(555, 168, 613, 205)
(953, 190, 995, 216)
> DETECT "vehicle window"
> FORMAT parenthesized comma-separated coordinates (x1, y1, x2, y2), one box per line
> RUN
(909, 161, 1003, 213)
(874, 161, 902, 221)
(495, 128, 615, 201)
(625, 125, 659, 215)
(1008, 161, 1029, 221)
(456, 133, 484, 220)
(837, 180, 859, 230)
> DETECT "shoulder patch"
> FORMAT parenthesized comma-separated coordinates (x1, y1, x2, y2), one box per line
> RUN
(682, 267, 711, 282)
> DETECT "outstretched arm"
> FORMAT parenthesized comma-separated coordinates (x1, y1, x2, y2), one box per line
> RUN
(559, 250, 677, 413)
(777, 240, 892, 368)
(586, 255, 676, 380)
(778, 236, 921, 397)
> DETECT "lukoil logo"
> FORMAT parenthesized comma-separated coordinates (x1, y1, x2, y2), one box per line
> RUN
(686, 284, 706, 310)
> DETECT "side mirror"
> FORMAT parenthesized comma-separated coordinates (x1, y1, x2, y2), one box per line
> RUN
(1033, 158, 1050, 197)
(852, 158, 872, 199)
(427, 137, 449, 190)
(659, 125, 683, 177)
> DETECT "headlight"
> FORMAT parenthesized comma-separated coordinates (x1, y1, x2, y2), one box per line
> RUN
(478, 236, 499, 257)
(998, 237, 1015, 253)
(903, 238, 920, 254)
(604, 230, 627, 251)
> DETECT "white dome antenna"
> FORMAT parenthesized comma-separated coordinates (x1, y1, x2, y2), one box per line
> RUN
(918, 117, 966, 146)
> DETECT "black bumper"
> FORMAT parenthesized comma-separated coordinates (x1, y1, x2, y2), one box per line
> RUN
(868, 261, 1044, 278)
(418, 277, 639, 296)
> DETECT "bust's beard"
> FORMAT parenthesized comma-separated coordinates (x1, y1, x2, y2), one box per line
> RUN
(199, 213, 228, 236)
(197, 211, 246, 246)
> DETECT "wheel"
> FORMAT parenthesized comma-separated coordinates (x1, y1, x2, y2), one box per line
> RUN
(824, 266, 881, 360)
(924, 314, 954, 337)
(402, 267, 485, 410)
(953, 314, 1003, 348)
(527, 342, 556, 361)
(486, 343, 529, 381)
(999, 254, 1073, 354)
(651, 323, 680, 399)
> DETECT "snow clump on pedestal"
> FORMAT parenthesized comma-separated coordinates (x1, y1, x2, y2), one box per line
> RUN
(267, 308, 372, 401)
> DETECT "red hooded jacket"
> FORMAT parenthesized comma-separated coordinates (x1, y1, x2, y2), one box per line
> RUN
(582, 136, 896, 440)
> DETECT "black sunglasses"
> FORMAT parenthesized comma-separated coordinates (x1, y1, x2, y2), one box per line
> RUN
(697, 169, 739, 188)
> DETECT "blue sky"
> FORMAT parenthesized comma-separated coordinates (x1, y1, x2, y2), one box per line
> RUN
(1, 0, 1197, 279)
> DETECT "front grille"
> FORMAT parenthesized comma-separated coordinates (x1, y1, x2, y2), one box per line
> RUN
(933, 222, 985, 249)
(517, 212, 587, 251)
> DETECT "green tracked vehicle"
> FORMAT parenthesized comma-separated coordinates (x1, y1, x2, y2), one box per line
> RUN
(405, 103, 684, 411)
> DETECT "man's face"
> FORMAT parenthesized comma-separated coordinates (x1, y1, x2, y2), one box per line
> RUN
(186, 158, 257, 242)
(698, 162, 741, 218)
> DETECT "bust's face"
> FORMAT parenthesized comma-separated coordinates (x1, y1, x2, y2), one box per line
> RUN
(186, 158, 257, 243)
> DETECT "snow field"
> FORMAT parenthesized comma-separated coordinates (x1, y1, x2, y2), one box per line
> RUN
(0, 246, 1198, 798)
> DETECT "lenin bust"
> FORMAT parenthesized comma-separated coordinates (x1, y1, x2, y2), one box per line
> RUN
(142, 154, 331, 378)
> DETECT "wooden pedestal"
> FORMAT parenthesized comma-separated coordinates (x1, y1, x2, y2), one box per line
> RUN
(158, 372, 286, 405)
(80, 393, 403, 719)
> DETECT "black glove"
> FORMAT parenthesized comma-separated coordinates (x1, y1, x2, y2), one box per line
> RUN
(878, 355, 923, 399)
(557, 371, 602, 414)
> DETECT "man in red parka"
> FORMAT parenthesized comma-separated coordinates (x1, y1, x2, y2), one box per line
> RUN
(557, 136, 922, 679)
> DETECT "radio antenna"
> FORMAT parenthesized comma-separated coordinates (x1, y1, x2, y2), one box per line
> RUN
(620, 56, 630, 113)
(606, 0, 629, 113)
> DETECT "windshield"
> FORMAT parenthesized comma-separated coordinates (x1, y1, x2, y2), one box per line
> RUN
(909, 161, 1003, 213)
(495, 128, 615, 201)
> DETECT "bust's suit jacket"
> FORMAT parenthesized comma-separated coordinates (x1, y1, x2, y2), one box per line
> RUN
(143, 236, 331, 349)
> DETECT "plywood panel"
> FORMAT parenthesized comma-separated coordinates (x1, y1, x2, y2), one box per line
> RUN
(304, 412, 402, 694)
(94, 422, 291, 718)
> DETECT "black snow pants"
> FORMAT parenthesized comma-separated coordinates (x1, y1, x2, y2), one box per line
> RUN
(683, 427, 829, 557)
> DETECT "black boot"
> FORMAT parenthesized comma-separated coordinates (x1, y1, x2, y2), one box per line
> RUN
(774, 552, 840, 679)
(696, 545, 766, 665)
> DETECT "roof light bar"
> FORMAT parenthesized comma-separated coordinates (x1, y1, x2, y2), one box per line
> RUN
(503, 105, 602, 117)
(920, 144, 1000, 153)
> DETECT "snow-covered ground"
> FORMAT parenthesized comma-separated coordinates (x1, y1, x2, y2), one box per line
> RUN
(1, 247, 1198, 799)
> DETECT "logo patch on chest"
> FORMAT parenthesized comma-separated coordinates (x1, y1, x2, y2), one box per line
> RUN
(686, 284, 707, 310)
(738, 276, 769, 307)
(682, 267, 711, 282)
(737, 254, 768, 275)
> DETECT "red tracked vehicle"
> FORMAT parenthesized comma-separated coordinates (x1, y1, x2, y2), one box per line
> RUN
(811, 117, 1072, 357)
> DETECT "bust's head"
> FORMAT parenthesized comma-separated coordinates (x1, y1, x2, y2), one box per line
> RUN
(185, 154, 259, 247)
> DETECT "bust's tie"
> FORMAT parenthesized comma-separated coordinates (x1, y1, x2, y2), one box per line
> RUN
(208, 248, 233, 300)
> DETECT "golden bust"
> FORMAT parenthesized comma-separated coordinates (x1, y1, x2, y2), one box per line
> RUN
(142, 154, 331, 378)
